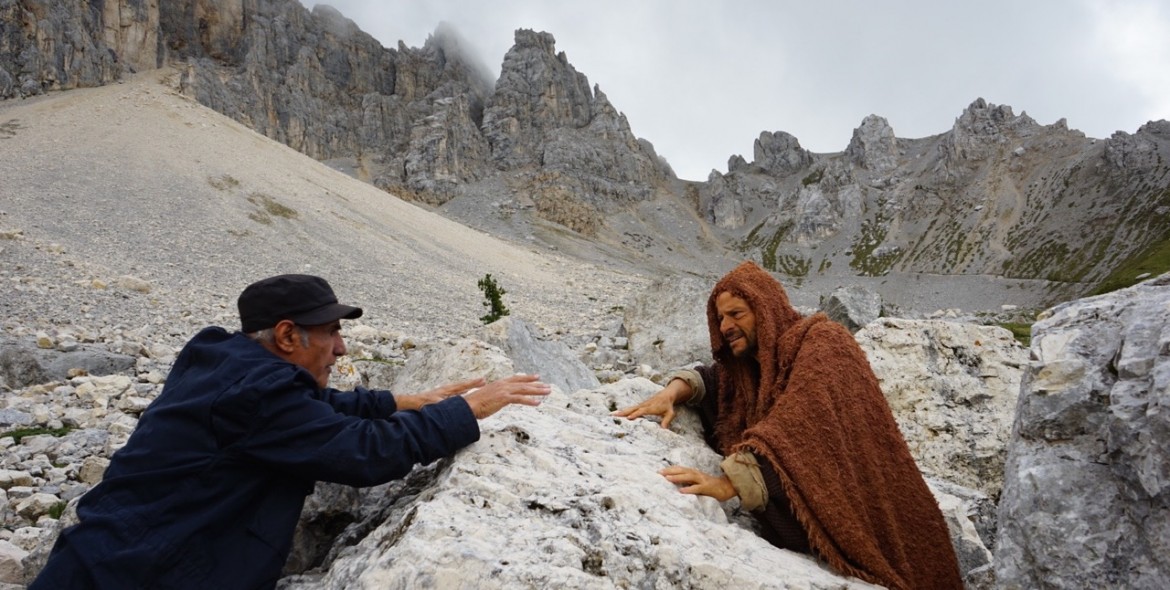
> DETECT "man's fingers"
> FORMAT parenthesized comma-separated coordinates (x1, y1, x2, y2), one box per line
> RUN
(464, 375, 553, 419)
(510, 381, 551, 395)
(660, 466, 697, 479)
(660, 411, 674, 429)
(424, 377, 486, 398)
(501, 373, 543, 384)
(614, 406, 644, 419)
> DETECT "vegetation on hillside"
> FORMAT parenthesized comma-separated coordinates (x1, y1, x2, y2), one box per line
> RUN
(850, 198, 903, 276)
(1082, 187, 1170, 295)
(738, 220, 810, 276)
(998, 322, 1034, 347)
(1091, 236, 1170, 294)
(478, 273, 511, 324)
(0, 426, 73, 444)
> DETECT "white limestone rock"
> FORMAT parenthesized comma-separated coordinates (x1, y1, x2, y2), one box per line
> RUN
(478, 316, 600, 394)
(14, 494, 59, 521)
(995, 273, 1170, 588)
(622, 276, 711, 372)
(281, 379, 880, 589)
(856, 319, 1025, 499)
(0, 540, 28, 585)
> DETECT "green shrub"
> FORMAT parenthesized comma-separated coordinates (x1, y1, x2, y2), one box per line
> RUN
(999, 322, 1033, 347)
(478, 273, 511, 324)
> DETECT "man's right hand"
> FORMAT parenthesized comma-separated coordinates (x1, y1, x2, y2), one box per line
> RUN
(611, 378, 693, 429)
(462, 373, 551, 419)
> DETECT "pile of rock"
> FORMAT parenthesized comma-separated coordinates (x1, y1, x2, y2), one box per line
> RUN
(3, 274, 1168, 588)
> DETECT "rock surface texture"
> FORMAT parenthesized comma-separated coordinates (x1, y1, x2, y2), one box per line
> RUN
(279, 379, 882, 590)
(996, 273, 1170, 589)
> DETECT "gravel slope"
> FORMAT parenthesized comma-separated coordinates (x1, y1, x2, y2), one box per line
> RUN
(0, 70, 648, 348)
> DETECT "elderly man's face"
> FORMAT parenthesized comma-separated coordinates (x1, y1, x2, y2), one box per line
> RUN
(287, 320, 347, 388)
(715, 291, 758, 358)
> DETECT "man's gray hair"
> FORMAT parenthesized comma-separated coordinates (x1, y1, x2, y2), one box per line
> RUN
(247, 326, 309, 347)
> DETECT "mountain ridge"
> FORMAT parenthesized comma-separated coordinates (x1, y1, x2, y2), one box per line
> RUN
(3, 0, 1169, 314)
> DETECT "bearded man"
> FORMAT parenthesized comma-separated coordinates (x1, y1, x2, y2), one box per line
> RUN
(615, 261, 962, 590)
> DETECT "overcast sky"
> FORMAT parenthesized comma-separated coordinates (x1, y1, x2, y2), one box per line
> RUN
(302, 0, 1170, 181)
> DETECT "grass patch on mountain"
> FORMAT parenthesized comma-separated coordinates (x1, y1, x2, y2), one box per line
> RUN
(850, 200, 902, 276)
(0, 426, 73, 443)
(1090, 235, 1170, 295)
(738, 220, 806, 274)
(1088, 188, 1170, 294)
(998, 322, 1033, 347)
(769, 254, 811, 276)
(738, 220, 768, 250)
(247, 192, 299, 225)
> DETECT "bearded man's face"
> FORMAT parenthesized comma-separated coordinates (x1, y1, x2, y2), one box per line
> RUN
(715, 291, 757, 358)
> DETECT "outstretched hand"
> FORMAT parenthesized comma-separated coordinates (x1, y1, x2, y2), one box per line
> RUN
(396, 377, 486, 411)
(463, 373, 551, 419)
(660, 465, 736, 502)
(611, 378, 693, 430)
(612, 391, 679, 429)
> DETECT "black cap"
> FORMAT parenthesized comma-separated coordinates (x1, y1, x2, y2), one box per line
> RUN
(238, 274, 363, 333)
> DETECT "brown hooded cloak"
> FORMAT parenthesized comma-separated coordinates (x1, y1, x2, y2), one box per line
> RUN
(705, 261, 961, 590)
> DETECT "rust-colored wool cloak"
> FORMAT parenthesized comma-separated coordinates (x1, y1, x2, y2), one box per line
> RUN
(706, 261, 961, 590)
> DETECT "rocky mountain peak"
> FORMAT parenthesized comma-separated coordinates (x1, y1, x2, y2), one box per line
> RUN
(943, 98, 1042, 163)
(424, 21, 498, 91)
(752, 130, 813, 176)
(1105, 120, 1170, 172)
(845, 114, 898, 172)
(481, 29, 596, 169)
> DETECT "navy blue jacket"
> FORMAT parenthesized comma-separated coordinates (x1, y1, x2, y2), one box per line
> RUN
(35, 327, 479, 589)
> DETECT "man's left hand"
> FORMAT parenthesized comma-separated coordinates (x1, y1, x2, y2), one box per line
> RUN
(659, 465, 737, 502)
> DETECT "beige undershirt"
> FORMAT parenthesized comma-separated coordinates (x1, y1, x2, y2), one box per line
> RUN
(665, 369, 769, 511)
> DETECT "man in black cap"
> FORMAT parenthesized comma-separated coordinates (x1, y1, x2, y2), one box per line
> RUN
(31, 274, 550, 590)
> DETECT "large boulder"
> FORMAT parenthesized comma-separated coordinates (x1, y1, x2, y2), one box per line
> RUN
(0, 339, 137, 390)
(856, 319, 1026, 500)
(621, 276, 712, 371)
(820, 284, 883, 333)
(280, 379, 882, 589)
(995, 273, 1170, 589)
(478, 316, 600, 394)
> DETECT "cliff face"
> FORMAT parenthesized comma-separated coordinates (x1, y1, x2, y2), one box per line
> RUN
(3, 0, 1168, 301)
(0, 0, 146, 97)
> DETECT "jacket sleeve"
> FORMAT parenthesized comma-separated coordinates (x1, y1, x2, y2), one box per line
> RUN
(215, 368, 479, 487)
(317, 386, 398, 419)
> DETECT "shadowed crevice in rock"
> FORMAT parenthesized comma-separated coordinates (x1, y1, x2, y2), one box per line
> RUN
(287, 458, 455, 576)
